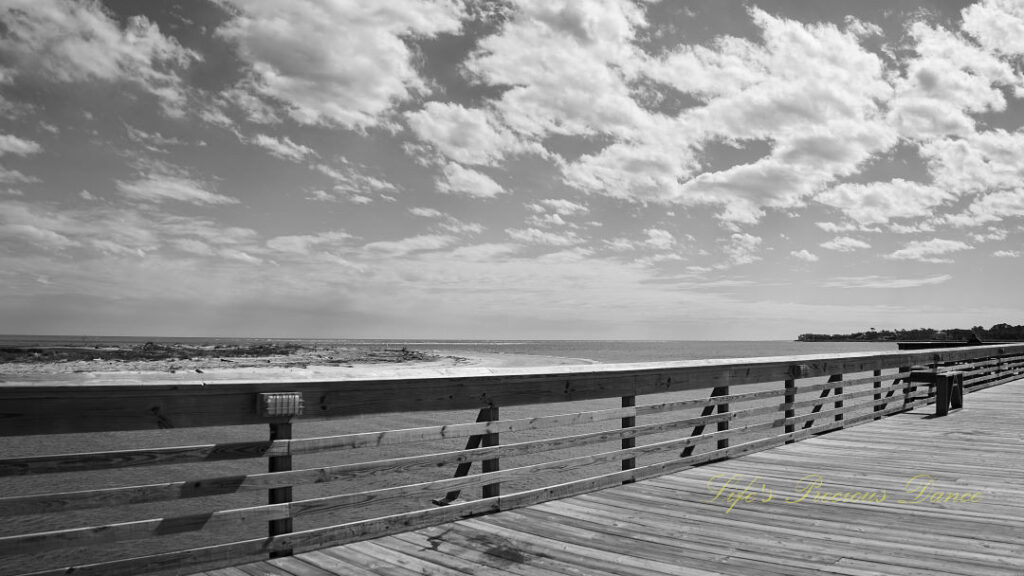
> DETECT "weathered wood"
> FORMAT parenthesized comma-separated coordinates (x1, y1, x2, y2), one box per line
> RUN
(4, 345, 1022, 435)
(832, 374, 844, 425)
(621, 395, 636, 482)
(269, 422, 293, 558)
(716, 386, 729, 451)
(18, 538, 270, 576)
(872, 369, 883, 419)
(0, 441, 275, 477)
(432, 408, 492, 506)
(680, 386, 729, 458)
(784, 378, 796, 445)
(480, 406, 500, 499)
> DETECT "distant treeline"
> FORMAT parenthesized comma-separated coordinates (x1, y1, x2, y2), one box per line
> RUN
(798, 323, 1024, 342)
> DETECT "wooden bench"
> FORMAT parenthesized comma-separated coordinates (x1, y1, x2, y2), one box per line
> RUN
(909, 370, 964, 416)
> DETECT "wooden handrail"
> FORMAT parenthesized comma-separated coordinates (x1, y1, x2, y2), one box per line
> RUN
(2, 344, 1023, 576)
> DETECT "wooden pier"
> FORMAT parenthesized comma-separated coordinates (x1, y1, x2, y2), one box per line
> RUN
(2, 344, 1022, 576)
(214, 378, 1024, 576)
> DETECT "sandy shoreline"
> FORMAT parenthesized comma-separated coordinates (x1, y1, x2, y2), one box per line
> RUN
(0, 349, 597, 385)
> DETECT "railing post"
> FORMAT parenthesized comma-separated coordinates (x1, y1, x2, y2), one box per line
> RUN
(268, 421, 293, 558)
(784, 378, 796, 444)
(481, 406, 500, 499)
(621, 395, 636, 484)
(832, 374, 844, 426)
(901, 365, 913, 408)
(872, 369, 882, 420)
(716, 386, 729, 450)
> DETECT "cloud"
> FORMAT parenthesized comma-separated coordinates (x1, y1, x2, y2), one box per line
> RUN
(363, 234, 458, 256)
(0, 0, 198, 116)
(409, 207, 443, 218)
(217, 0, 465, 129)
(921, 130, 1024, 198)
(823, 275, 952, 289)
(436, 163, 506, 198)
(405, 102, 538, 166)
(815, 179, 953, 227)
(117, 174, 239, 205)
(0, 134, 41, 156)
(644, 228, 676, 250)
(888, 22, 1017, 139)
(0, 167, 38, 184)
(962, 0, 1024, 57)
(993, 250, 1021, 258)
(266, 231, 352, 255)
(724, 233, 762, 265)
(820, 236, 871, 252)
(252, 134, 316, 162)
(506, 227, 583, 247)
(791, 249, 819, 262)
(535, 199, 589, 216)
(563, 7, 897, 223)
(945, 189, 1024, 227)
(886, 238, 972, 263)
(465, 0, 653, 139)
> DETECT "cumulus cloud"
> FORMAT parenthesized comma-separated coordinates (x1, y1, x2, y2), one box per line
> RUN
(562, 7, 897, 223)
(405, 102, 539, 166)
(993, 249, 1021, 258)
(465, 0, 653, 139)
(0, 134, 41, 157)
(962, 0, 1024, 57)
(252, 134, 315, 162)
(643, 228, 676, 250)
(436, 163, 506, 198)
(791, 249, 819, 262)
(724, 233, 762, 265)
(921, 130, 1024, 198)
(217, 0, 465, 129)
(506, 227, 583, 246)
(0, 0, 198, 116)
(815, 179, 952, 227)
(888, 22, 1017, 139)
(886, 238, 972, 263)
(821, 236, 871, 252)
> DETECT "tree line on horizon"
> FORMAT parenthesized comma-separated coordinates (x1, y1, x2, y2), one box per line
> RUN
(797, 323, 1024, 342)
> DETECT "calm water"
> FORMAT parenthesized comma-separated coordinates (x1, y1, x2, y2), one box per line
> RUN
(0, 335, 896, 363)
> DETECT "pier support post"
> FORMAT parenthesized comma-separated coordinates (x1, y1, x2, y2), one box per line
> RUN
(716, 386, 729, 451)
(268, 422, 293, 558)
(784, 379, 796, 444)
(621, 395, 636, 484)
(872, 369, 883, 420)
(831, 374, 844, 426)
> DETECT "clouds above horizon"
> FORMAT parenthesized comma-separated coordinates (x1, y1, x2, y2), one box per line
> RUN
(2, 0, 1024, 339)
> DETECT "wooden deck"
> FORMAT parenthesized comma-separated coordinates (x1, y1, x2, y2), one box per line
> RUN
(202, 378, 1024, 576)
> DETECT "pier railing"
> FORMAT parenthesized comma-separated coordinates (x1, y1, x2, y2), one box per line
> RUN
(2, 344, 1023, 575)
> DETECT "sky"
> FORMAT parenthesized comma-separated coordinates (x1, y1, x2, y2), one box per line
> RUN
(1, 0, 1023, 340)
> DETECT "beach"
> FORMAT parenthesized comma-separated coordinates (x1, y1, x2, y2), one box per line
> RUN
(0, 340, 593, 384)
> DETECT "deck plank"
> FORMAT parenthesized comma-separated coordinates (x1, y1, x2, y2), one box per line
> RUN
(209, 379, 1024, 576)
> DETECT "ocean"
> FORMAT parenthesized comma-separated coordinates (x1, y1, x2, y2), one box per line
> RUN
(0, 334, 896, 363)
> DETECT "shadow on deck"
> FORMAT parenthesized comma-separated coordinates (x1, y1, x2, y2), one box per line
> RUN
(205, 379, 1024, 576)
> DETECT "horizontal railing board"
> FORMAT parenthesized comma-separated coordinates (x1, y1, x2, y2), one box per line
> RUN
(18, 538, 271, 576)
(3, 345, 1021, 436)
(0, 441, 274, 477)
